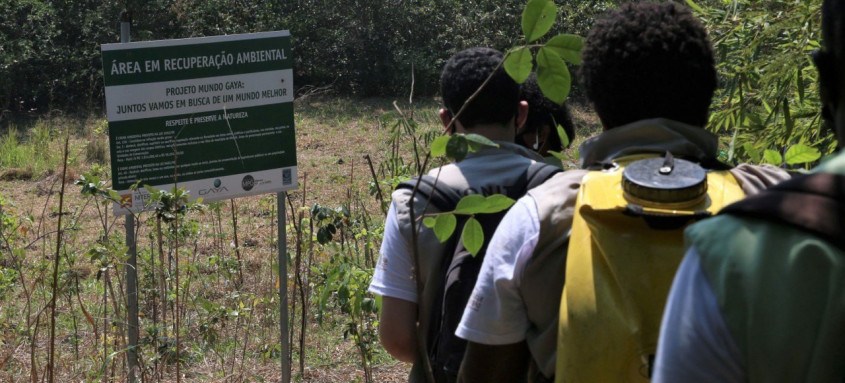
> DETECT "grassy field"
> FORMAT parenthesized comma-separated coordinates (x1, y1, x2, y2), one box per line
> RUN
(0, 97, 599, 382)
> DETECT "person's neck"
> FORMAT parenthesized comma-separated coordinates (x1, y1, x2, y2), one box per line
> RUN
(458, 122, 515, 142)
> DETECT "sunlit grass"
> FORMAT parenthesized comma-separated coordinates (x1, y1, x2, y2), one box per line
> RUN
(0, 118, 85, 179)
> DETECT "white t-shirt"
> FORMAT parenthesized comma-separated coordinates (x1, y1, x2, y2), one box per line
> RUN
(653, 248, 744, 383)
(368, 200, 418, 303)
(368, 142, 546, 304)
(455, 195, 542, 344)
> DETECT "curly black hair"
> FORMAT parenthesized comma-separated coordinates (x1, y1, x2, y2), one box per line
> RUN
(823, 0, 845, 54)
(580, 2, 717, 129)
(519, 74, 575, 152)
(440, 47, 520, 128)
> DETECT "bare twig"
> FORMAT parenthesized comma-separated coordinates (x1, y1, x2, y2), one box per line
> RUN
(174, 212, 181, 383)
(47, 135, 69, 383)
(364, 154, 387, 215)
(230, 199, 244, 288)
(296, 174, 308, 376)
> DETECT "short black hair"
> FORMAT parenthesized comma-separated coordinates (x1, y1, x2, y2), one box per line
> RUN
(440, 47, 520, 128)
(580, 2, 717, 128)
(823, 0, 845, 54)
(520, 74, 575, 151)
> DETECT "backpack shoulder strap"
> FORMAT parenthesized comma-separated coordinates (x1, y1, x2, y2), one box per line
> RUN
(720, 172, 845, 251)
(395, 175, 463, 212)
(398, 162, 560, 210)
(525, 162, 563, 190)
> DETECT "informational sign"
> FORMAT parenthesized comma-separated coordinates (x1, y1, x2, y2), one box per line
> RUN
(101, 31, 297, 214)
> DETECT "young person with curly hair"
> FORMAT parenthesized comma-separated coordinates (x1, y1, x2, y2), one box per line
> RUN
(369, 47, 555, 383)
(655, 1, 845, 381)
(455, 3, 790, 382)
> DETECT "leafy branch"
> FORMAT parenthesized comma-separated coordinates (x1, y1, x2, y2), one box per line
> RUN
(504, 0, 583, 104)
(417, 0, 583, 253)
(421, 194, 516, 256)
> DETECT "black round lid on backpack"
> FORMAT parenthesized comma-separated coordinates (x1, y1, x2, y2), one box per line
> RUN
(622, 153, 707, 205)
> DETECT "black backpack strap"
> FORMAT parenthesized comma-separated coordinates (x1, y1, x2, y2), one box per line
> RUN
(396, 175, 463, 212)
(720, 172, 845, 251)
(525, 162, 563, 190)
(400, 163, 560, 208)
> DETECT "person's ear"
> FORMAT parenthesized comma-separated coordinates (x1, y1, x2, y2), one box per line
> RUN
(439, 108, 454, 134)
(515, 101, 529, 131)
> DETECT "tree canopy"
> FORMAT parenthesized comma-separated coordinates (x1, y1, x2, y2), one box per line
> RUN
(0, 0, 613, 115)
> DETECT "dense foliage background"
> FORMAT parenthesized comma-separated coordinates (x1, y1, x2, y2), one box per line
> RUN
(1, 0, 615, 115)
(0, 1, 834, 381)
(697, 0, 830, 164)
(0, 0, 832, 161)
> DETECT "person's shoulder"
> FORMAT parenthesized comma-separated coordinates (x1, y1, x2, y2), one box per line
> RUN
(389, 185, 415, 210)
(525, 169, 588, 249)
(388, 181, 444, 226)
(528, 169, 588, 205)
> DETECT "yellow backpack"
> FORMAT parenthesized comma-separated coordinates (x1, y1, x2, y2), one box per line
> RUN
(555, 154, 745, 382)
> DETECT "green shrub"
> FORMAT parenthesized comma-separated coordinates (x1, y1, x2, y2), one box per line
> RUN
(694, 0, 831, 167)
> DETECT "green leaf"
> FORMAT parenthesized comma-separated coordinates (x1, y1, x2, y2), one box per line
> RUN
(430, 135, 450, 157)
(544, 34, 583, 65)
(107, 190, 121, 203)
(465, 133, 499, 153)
(478, 195, 515, 214)
(423, 216, 436, 229)
(144, 185, 158, 196)
(556, 123, 570, 148)
(762, 100, 773, 114)
(446, 134, 469, 162)
(783, 98, 794, 136)
(742, 142, 761, 163)
(685, 0, 705, 14)
(784, 144, 821, 165)
(433, 213, 457, 243)
(461, 217, 484, 257)
(763, 149, 783, 165)
(522, 0, 556, 43)
(504, 47, 533, 84)
(536, 47, 571, 104)
(454, 194, 486, 215)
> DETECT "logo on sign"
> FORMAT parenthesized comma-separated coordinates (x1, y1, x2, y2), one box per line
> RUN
(120, 194, 132, 207)
(242, 175, 255, 191)
(200, 179, 229, 196)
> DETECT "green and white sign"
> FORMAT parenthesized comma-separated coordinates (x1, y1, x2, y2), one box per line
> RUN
(101, 31, 297, 214)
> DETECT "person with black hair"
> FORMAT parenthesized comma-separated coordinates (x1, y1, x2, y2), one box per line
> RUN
(368, 47, 554, 383)
(517, 74, 575, 159)
(654, 1, 845, 381)
(455, 3, 790, 382)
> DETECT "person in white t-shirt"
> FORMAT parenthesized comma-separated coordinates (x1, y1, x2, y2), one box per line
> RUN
(368, 47, 547, 383)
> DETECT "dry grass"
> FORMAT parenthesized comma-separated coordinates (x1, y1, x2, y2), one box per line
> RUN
(0, 97, 441, 383)
(0, 96, 600, 383)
